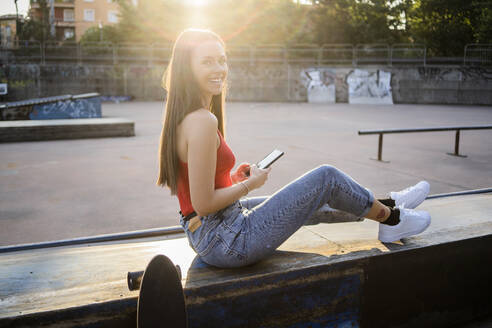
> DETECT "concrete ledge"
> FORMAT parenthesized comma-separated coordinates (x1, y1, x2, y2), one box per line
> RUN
(1, 230, 490, 328)
(0, 117, 135, 142)
(0, 194, 491, 327)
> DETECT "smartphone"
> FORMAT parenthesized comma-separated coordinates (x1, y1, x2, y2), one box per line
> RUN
(245, 149, 284, 177)
(257, 149, 284, 169)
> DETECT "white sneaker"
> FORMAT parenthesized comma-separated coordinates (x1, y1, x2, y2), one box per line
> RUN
(390, 181, 430, 209)
(378, 207, 431, 243)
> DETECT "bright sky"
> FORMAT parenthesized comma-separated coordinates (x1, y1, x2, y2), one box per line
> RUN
(0, 0, 30, 17)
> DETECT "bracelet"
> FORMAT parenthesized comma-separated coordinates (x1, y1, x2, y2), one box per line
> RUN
(239, 181, 249, 195)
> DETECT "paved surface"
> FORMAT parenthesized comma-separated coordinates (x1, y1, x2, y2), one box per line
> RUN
(1, 102, 491, 246)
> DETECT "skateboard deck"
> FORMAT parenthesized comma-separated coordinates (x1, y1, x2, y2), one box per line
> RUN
(137, 254, 187, 328)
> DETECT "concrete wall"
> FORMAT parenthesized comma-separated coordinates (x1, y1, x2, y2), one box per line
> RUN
(1, 64, 492, 105)
(391, 66, 492, 105)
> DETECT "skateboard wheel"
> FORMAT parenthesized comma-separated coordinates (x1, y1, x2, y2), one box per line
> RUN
(127, 270, 144, 291)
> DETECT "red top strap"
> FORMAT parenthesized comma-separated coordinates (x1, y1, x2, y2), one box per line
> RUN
(177, 130, 236, 216)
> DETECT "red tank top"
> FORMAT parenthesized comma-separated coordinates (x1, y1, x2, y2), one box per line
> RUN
(177, 130, 236, 216)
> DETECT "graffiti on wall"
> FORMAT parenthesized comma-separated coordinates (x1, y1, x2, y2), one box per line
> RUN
(301, 68, 336, 103)
(346, 69, 393, 105)
(30, 97, 102, 120)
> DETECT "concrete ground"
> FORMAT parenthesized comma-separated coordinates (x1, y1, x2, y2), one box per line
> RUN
(1, 102, 491, 246)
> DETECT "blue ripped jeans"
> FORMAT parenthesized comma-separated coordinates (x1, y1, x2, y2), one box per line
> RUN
(180, 165, 374, 268)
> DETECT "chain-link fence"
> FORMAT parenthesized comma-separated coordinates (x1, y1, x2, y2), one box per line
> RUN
(2, 41, 489, 66)
(464, 44, 492, 66)
(3, 41, 477, 66)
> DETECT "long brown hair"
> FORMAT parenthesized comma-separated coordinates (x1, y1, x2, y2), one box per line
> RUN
(157, 29, 227, 194)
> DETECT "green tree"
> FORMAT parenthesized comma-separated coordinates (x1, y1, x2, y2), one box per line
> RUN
(407, 0, 476, 56)
(111, 0, 491, 57)
(471, 0, 492, 43)
(80, 25, 123, 44)
(307, 0, 412, 45)
(18, 0, 52, 42)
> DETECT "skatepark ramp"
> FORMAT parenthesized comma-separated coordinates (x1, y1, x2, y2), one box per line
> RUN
(0, 190, 491, 327)
(0, 93, 135, 142)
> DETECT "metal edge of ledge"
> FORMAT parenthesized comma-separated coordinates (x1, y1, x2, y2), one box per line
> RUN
(0, 226, 184, 254)
(0, 187, 490, 254)
(425, 187, 492, 199)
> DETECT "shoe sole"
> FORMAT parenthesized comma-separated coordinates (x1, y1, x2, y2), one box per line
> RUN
(379, 219, 431, 243)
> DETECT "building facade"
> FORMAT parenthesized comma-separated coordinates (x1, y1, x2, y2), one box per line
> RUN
(0, 15, 21, 46)
(29, 0, 122, 42)
(29, 0, 76, 41)
(74, 0, 120, 41)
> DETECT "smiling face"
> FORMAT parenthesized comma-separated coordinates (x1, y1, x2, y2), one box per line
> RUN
(190, 40, 228, 107)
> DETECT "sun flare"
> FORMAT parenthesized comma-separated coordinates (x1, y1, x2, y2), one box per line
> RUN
(184, 0, 208, 6)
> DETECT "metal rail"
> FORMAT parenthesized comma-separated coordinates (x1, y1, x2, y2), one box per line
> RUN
(1, 42, 429, 66)
(426, 187, 492, 200)
(0, 188, 490, 254)
(3, 42, 489, 67)
(0, 226, 184, 254)
(358, 125, 492, 161)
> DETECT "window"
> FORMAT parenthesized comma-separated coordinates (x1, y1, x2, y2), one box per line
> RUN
(4, 26, 12, 44)
(84, 0, 94, 2)
(131, 0, 138, 6)
(84, 9, 95, 22)
(64, 28, 75, 40)
(63, 9, 74, 22)
(108, 11, 118, 23)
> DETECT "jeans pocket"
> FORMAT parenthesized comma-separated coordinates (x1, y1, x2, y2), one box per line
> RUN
(216, 217, 247, 259)
(200, 234, 248, 268)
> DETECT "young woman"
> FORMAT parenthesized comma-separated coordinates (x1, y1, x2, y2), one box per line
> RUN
(157, 29, 431, 268)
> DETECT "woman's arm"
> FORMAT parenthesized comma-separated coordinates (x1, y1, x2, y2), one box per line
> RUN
(186, 110, 269, 217)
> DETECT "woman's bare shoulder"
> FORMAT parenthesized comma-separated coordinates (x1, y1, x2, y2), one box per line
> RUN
(183, 109, 218, 132)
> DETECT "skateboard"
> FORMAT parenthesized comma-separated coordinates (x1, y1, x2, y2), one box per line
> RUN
(128, 255, 187, 328)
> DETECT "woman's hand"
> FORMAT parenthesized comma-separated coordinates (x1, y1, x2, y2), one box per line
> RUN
(244, 164, 271, 191)
(231, 163, 251, 184)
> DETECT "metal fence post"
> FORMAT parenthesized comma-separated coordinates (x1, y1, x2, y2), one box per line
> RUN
(150, 44, 155, 67)
(463, 44, 468, 66)
(250, 46, 255, 66)
(287, 63, 290, 102)
(41, 41, 46, 65)
(123, 66, 128, 96)
(423, 47, 427, 67)
(352, 46, 357, 67)
(77, 43, 81, 65)
(389, 45, 393, 67)
(113, 43, 117, 65)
